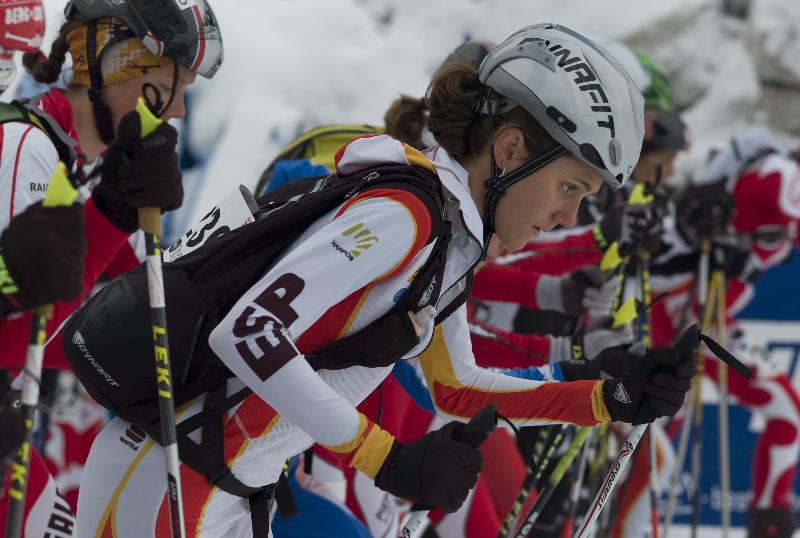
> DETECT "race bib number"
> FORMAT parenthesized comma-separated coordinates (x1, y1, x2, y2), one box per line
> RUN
(164, 185, 257, 262)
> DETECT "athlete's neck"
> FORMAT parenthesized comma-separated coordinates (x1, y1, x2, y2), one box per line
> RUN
(463, 152, 491, 220)
(65, 87, 106, 164)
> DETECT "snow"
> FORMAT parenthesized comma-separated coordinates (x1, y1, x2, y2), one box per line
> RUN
(750, 0, 800, 81)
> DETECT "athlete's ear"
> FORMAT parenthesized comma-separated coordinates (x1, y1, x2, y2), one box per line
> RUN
(492, 126, 527, 167)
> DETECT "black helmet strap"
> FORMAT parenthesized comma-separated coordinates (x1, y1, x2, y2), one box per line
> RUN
(142, 60, 180, 119)
(479, 88, 568, 258)
(86, 20, 117, 145)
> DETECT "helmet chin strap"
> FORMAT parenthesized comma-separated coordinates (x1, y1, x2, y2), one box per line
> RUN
(141, 60, 179, 119)
(86, 20, 119, 145)
(479, 88, 568, 259)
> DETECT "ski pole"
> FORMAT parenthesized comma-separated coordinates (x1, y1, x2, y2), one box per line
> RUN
(504, 246, 639, 538)
(135, 97, 186, 538)
(513, 426, 593, 537)
(560, 429, 593, 538)
(497, 423, 569, 537)
(691, 241, 712, 538)
(713, 253, 731, 537)
(636, 250, 660, 538)
(662, 393, 695, 537)
(574, 321, 753, 538)
(574, 325, 699, 538)
(5, 164, 78, 538)
(663, 242, 712, 537)
(648, 428, 660, 538)
(501, 254, 636, 538)
(400, 404, 497, 538)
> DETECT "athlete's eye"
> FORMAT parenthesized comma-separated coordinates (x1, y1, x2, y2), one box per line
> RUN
(562, 182, 578, 196)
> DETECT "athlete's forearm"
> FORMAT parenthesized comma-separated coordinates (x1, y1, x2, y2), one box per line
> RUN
(420, 312, 610, 426)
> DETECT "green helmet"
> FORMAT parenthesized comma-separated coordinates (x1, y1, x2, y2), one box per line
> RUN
(635, 49, 673, 111)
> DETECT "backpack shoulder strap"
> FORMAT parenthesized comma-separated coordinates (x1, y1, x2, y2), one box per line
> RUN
(2, 97, 79, 169)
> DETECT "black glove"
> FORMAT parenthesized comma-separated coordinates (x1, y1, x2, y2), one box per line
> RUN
(92, 110, 183, 232)
(602, 346, 696, 424)
(0, 201, 85, 313)
(676, 180, 733, 247)
(595, 203, 663, 255)
(374, 422, 483, 512)
(594, 346, 644, 378)
(559, 358, 602, 381)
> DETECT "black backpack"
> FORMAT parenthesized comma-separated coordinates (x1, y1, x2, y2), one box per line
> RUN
(63, 163, 451, 532)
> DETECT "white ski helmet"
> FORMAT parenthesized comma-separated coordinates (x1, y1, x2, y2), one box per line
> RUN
(478, 24, 645, 188)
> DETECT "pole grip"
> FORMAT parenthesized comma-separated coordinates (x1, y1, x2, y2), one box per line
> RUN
(138, 207, 162, 235)
(455, 403, 497, 448)
(674, 323, 700, 356)
(42, 163, 78, 208)
(35, 304, 54, 320)
(406, 405, 497, 515)
(136, 97, 161, 137)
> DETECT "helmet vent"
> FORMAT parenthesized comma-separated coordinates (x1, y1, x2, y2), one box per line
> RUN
(609, 139, 622, 167)
(579, 143, 605, 170)
(546, 106, 576, 134)
(139, 0, 187, 40)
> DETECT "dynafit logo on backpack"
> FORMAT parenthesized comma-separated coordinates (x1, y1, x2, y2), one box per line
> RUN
(520, 37, 616, 139)
(72, 331, 121, 388)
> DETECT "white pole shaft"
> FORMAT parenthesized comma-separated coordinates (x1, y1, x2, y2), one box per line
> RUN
(400, 509, 429, 537)
(715, 271, 731, 537)
(662, 396, 695, 538)
(574, 424, 648, 538)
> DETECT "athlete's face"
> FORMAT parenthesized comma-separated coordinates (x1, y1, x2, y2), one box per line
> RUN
(104, 63, 196, 126)
(491, 134, 603, 251)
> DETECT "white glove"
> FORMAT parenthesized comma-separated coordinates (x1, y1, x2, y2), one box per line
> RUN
(583, 277, 620, 318)
(582, 317, 633, 360)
